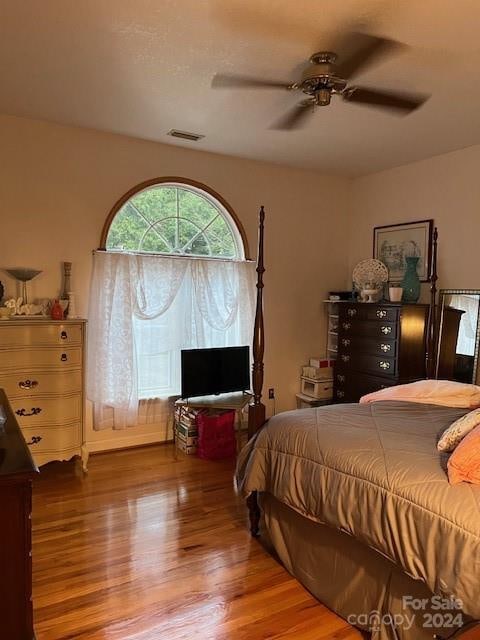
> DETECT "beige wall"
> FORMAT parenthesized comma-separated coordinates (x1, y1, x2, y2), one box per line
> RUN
(349, 144, 480, 294)
(4, 114, 480, 453)
(0, 114, 350, 450)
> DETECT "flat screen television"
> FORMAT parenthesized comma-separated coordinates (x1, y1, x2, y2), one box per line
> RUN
(181, 346, 250, 398)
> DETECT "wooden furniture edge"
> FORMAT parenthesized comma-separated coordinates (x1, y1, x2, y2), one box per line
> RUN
(427, 226, 439, 378)
(247, 205, 266, 440)
(246, 206, 266, 537)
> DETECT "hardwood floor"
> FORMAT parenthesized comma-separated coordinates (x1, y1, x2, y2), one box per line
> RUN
(32, 444, 361, 639)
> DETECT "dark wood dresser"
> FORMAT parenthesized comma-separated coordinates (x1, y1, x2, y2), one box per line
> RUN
(333, 302, 429, 403)
(0, 388, 38, 639)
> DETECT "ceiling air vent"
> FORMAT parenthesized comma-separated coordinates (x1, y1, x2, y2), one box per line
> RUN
(167, 129, 205, 142)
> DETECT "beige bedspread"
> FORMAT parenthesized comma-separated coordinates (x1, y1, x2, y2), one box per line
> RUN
(236, 401, 480, 618)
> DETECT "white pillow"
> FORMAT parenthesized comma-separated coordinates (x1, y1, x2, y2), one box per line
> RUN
(437, 408, 480, 452)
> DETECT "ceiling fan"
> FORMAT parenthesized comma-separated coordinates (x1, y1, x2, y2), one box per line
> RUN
(212, 32, 429, 129)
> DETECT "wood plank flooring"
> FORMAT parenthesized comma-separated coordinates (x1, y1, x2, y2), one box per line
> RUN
(32, 444, 361, 639)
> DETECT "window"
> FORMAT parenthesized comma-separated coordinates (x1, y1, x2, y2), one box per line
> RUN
(89, 179, 253, 419)
(105, 182, 244, 259)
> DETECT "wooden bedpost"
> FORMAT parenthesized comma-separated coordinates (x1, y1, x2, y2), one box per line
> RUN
(248, 206, 266, 439)
(427, 227, 439, 378)
(246, 206, 266, 538)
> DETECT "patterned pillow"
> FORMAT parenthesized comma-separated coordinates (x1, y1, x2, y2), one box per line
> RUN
(448, 425, 480, 484)
(437, 408, 480, 452)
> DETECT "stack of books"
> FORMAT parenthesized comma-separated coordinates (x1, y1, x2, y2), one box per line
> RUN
(174, 405, 208, 455)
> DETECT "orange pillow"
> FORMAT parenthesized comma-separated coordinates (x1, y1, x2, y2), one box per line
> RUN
(448, 424, 480, 485)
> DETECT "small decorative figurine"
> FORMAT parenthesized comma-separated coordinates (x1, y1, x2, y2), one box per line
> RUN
(60, 261, 72, 317)
(51, 300, 64, 320)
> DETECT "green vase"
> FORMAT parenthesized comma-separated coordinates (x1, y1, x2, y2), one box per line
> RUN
(401, 256, 421, 303)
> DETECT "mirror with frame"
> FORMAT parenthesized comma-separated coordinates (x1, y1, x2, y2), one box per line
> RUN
(436, 289, 480, 384)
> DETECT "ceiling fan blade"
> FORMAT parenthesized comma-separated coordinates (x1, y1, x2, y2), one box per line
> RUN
(343, 87, 429, 112)
(335, 32, 403, 80)
(212, 73, 292, 90)
(270, 101, 315, 130)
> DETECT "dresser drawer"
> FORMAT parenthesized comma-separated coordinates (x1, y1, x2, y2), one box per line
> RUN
(339, 305, 366, 320)
(10, 394, 81, 428)
(0, 346, 82, 371)
(337, 352, 397, 377)
(0, 370, 82, 398)
(339, 319, 397, 339)
(22, 423, 82, 454)
(364, 306, 399, 322)
(0, 323, 82, 347)
(334, 370, 397, 402)
(338, 336, 397, 358)
(339, 305, 400, 323)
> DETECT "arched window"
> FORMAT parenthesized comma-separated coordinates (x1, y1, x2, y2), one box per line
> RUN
(102, 178, 247, 259)
(89, 178, 254, 429)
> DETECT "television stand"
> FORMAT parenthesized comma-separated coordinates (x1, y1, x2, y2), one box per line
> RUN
(174, 391, 252, 451)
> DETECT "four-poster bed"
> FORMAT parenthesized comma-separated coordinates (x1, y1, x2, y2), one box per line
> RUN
(242, 208, 480, 640)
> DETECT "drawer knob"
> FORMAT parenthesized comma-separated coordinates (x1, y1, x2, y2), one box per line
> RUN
(380, 343, 391, 353)
(61, 353, 68, 362)
(26, 435, 42, 446)
(379, 361, 391, 370)
(341, 338, 351, 347)
(337, 374, 346, 383)
(16, 407, 42, 417)
(342, 322, 351, 330)
(341, 355, 350, 362)
(381, 326, 392, 335)
(347, 308, 357, 317)
(337, 390, 345, 398)
(376, 310, 387, 319)
(60, 330, 68, 340)
(18, 379, 38, 390)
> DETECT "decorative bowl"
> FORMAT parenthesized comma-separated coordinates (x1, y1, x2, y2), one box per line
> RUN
(353, 259, 388, 291)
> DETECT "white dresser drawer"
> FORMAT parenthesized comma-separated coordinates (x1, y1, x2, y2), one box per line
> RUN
(0, 346, 82, 371)
(0, 322, 83, 347)
(0, 370, 82, 398)
(22, 423, 82, 454)
(10, 394, 82, 428)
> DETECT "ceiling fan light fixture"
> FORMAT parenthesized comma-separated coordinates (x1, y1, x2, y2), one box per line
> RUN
(315, 88, 331, 106)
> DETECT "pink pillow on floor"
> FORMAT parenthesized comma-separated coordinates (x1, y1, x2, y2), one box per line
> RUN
(448, 424, 480, 485)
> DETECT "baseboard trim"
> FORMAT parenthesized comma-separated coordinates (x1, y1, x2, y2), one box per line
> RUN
(87, 432, 172, 454)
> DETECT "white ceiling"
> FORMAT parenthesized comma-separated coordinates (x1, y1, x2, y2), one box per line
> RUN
(2, 0, 480, 176)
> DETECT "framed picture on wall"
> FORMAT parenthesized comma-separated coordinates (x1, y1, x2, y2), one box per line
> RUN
(373, 219, 433, 283)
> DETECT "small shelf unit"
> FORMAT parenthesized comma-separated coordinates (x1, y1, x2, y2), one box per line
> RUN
(324, 300, 339, 360)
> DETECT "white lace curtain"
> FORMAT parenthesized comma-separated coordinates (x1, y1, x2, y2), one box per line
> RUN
(87, 251, 256, 430)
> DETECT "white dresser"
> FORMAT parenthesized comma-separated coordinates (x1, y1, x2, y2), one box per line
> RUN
(0, 319, 88, 470)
